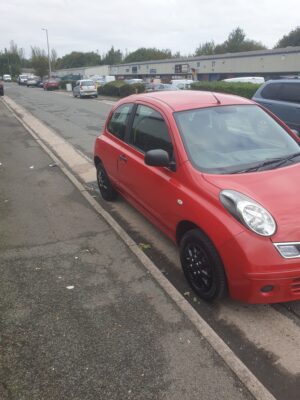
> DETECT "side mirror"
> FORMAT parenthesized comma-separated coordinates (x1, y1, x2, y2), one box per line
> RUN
(144, 149, 176, 171)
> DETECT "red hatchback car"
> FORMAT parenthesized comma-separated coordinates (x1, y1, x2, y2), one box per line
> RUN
(43, 78, 60, 91)
(94, 91, 300, 304)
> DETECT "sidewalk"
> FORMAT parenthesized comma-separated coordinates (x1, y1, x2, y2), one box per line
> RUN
(0, 100, 253, 400)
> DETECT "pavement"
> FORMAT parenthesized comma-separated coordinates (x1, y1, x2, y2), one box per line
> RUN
(0, 99, 255, 400)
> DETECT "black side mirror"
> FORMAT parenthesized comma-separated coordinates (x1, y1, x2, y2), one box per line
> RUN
(144, 149, 176, 171)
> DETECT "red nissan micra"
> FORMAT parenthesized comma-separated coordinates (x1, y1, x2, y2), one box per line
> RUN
(94, 90, 300, 304)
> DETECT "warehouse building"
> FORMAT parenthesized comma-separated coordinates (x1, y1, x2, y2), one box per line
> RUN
(55, 46, 300, 82)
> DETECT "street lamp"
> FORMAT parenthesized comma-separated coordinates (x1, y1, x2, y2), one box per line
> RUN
(42, 28, 51, 78)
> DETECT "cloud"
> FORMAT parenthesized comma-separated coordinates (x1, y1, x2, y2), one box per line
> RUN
(1, 0, 299, 58)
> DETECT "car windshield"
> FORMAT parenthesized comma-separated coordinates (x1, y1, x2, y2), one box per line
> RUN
(174, 105, 300, 174)
(81, 80, 94, 86)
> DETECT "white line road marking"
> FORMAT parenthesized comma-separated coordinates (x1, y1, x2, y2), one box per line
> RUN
(2, 95, 277, 400)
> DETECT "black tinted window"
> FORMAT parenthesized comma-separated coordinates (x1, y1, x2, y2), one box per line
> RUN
(278, 83, 300, 103)
(130, 105, 173, 156)
(108, 103, 133, 140)
(261, 83, 281, 100)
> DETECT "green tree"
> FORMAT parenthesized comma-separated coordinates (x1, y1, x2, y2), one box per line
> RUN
(102, 46, 123, 65)
(275, 26, 300, 48)
(215, 27, 267, 53)
(194, 41, 216, 56)
(31, 47, 48, 78)
(56, 51, 101, 69)
(0, 41, 23, 77)
(124, 47, 172, 63)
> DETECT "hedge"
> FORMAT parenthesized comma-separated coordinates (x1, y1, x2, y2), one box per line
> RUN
(98, 80, 145, 97)
(190, 81, 262, 99)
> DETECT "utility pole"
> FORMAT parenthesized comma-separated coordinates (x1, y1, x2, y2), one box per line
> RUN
(42, 28, 51, 78)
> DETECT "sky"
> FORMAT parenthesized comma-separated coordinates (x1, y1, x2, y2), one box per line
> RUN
(1, 0, 300, 59)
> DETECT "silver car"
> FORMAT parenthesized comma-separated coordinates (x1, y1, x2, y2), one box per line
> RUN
(73, 80, 98, 98)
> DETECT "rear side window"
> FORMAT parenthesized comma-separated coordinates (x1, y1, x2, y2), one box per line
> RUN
(278, 83, 300, 103)
(107, 103, 133, 140)
(130, 105, 173, 156)
(261, 83, 281, 100)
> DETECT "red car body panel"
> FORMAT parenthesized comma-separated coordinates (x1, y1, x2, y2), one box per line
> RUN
(94, 91, 300, 304)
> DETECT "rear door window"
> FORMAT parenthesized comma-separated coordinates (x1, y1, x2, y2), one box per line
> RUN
(261, 83, 282, 100)
(278, 83, 300, 103)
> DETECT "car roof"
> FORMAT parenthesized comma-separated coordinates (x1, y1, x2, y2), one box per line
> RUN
(263, 78, 300, 84)
(123, 90, 254, 112)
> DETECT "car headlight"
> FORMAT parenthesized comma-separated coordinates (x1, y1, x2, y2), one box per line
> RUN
(220, 189, 276, 237)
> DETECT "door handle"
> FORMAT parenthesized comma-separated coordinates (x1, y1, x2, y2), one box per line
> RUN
(119, 154, 127, 162)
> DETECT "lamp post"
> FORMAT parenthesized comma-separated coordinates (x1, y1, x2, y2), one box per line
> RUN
(42, 28, 51, 78)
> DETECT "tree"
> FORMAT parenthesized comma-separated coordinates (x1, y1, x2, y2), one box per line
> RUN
(102, 46, 123, 65)
(194, 28, 267, 56)
(51, 49, 58, 69)
(194, 41, 216, 56)
(275, 27, 300, 48)
(31, 47, 48, 78)
(123, 47, 172, 63)
(56, 51, 101, 69)
(214, 27, 267, 54)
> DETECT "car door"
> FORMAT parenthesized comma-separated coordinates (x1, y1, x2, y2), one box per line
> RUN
(117, 103, 182, 236)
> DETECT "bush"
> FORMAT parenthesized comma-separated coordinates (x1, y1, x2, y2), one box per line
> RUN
(190, 81, 261, 99)
(98, 80, 146, 97)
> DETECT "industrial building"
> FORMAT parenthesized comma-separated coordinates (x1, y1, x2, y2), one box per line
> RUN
(55, 46, 300, 82)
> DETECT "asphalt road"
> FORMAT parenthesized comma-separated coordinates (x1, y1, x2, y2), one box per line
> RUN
(3, 82, 300, 399)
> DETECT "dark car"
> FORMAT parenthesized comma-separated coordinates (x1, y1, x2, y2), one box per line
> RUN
(0, 78, 4, 96)
(94, 91, 300, 304)
(252, 79, 300, 134)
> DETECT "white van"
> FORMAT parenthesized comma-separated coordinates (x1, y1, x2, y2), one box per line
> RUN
(3, 74, 12, 82)
(171, 79, 194, 90)
(222, 76, 265, 84)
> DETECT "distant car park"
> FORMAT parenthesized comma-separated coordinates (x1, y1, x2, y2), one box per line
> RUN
(252, 79, 300, 134)
(73, 80, 98, 98)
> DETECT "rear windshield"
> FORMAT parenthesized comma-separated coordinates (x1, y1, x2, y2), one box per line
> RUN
(174, 105, 299, 174)
(81, 80, 94, 86)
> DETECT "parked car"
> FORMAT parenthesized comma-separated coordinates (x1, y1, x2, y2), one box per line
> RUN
(27, 76, 40, 87)
(3, 74, 12, 82)
(94, 90, 300, 304)
(17, 74, 28, 85)
(73, 79, 97, 98)
(223, 76, 265, 84)
(124, 79, 144, 85)
(146, 83, 180, 92)
(171, 79, 194, 90)
(0, 78, 4, 96)
(43, 79, 60, 91)
(252, 79, 300, 134)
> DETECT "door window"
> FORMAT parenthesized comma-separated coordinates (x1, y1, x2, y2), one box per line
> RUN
(261, 83, 281, 100)
(107, 103, 133, 140)
(130, 105, 173, 156)
(278, 83, 300, 103)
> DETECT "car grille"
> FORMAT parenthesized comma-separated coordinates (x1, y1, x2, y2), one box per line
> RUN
(291, 278, 300, 294)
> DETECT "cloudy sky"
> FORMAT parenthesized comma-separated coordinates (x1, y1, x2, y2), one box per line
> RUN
(1, 0, 299, 58)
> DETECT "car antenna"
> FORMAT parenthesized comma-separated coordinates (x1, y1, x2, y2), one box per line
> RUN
(212, 92, 221, 104)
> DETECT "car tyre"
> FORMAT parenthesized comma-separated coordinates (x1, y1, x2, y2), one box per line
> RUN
(96, 163, 117, 201)
(180, 229, 227, 302)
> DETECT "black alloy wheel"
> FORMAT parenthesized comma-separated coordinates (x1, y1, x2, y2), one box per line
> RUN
(96, 164, 117, 201)
(180, 229, 227, 302)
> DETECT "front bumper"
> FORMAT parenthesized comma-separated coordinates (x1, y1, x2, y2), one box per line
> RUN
(220, 231, 300, 303)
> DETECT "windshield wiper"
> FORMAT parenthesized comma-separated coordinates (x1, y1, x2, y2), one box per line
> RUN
(233, 152, 300, 174)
